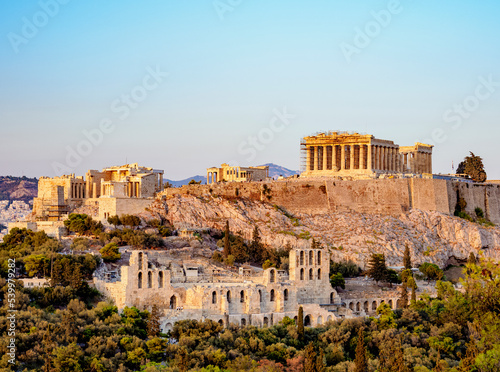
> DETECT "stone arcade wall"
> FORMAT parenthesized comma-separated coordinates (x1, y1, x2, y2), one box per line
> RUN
(94, 248, 341, 331)
(162, 179, 500, 223)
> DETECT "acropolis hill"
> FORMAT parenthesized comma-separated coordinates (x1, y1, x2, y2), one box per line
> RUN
(13, 131, 500, 269)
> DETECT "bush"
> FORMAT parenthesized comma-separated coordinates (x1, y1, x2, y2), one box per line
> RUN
(330, 260, 361, 278)
(100, 243, 121, 262)
(475, 207, 484, 218)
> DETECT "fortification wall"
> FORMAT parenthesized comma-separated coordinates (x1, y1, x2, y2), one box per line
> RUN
(162, 179, 500, 222)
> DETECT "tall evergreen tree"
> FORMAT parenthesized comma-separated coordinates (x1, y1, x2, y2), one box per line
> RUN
(223, 220, 230, 258)
(400, 283, 409, 309)
(354, 327, 367, 372)
(297, 306, 304, 341)
(315, 348, 326, 372)
(367, 253, 388, 284)
(403, 245, 412, 270)
(147, 304, 161, 338)
(250, 226, 263, 263)
(303, 342, 317, 372)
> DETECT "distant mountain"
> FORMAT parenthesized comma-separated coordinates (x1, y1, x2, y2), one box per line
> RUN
(260, 163, 300, 179)
(0, 176, 37, 203)
(165, 164, 299, 187)
(165, 175, 207, 187)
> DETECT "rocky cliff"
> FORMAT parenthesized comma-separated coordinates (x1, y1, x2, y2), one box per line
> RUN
(151, 194, 500, 269)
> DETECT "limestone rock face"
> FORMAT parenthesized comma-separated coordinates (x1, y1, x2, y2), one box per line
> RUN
(156, 195, 500, 268)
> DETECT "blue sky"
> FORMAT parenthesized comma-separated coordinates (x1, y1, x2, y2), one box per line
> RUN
(1, 1, 499, 179)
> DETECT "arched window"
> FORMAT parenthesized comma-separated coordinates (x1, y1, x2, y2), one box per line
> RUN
(158, 271, 163, 288)
(240, 290, 245, 303)
(317, 250, 321, 264)
(227, 291, 231, 303)
(258, 290, 262, 302)
(304, 315, 311, 327)
(138, 252, 143, 268)
(270, 269, 275, 283)
(138, 272, 142, 289)
(263, 317, 269, 327)
(309, 268, 313, 280)
(241, 318, 246, 326)
(170, 295, 177, 309)
(330, 292, 334, 304)
(309, 251, 313, 265)
(148, 271, 152, 288)
(212, 291, 217, 304)
(284, 289, 288, 301)
(270, 289, 275, 302)
(300, 251, 304, 265)
(317, 268, 321, 280)
(300, 268, 304, 280)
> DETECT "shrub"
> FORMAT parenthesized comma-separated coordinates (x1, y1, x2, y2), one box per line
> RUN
(99, 243, 121, 262)
(475, 207, 484, 218)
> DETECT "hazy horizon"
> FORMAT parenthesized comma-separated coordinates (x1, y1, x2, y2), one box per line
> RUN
(1, 1, 499, 179)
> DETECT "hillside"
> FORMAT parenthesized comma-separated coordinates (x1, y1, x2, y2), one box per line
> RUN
(151, 194, 500, 269)
(0, 176, 37, 203)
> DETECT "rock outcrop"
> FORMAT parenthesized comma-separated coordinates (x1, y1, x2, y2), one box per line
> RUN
(154, 194, 500, 269)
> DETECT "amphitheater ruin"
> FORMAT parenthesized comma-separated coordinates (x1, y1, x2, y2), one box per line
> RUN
(93, 247, 403, 330)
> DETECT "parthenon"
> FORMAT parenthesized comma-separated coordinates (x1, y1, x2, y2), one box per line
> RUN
(301, 132, 433, 178)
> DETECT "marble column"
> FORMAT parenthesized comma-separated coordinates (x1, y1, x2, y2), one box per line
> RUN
(323, 146, 328, 171)
(350, 145, 355, 170)
(367, 145, 372, 171)
(332, 145, 337, 170)
(341, 145, 345, 170)
(392, 148, 396, 172)
(360, 145, 365, 170)
(313, 147, 318, 171)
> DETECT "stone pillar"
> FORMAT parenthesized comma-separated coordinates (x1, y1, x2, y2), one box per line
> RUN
(313, 147, 319, 171)
(428, 153, 432, 174)
(323, 146, 328, 171)
(359, 145, 365, 170)
(350, 145, 355, 170)
(367, 144, 372, 171)
(332, 145, 337, 170)
(392, 148, 396, 172)
(341, 145, 345, 170)
(378, 146, 383, 170)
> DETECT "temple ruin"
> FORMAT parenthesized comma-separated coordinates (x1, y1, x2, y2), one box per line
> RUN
(300, 132, 433, 178)
(207, 164, 269, 184)
(33, 163, 164, 221)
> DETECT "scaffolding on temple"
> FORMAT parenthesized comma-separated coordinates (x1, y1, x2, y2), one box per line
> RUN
(299, 137, 307, 173)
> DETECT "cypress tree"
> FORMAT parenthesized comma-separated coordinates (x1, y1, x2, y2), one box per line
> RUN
(297, 306, 304, 341)
(354, 327, 367, 372)
(403, 245, 412, 270)
(223, 220, 230, 258)
(303, 342, 317, 372)
(315, 348, 326, 372)
(400, 283, 409, 309)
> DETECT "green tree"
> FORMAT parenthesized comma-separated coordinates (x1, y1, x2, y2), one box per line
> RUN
(419, 262, 443, 283)
(249, 226, 264, 263)
(121, 214, 141, 228)
(354, 327, 367, 372)
(316, 348, 326, 372)
(403, 245, 412, 270)
(223, 221, 230, 258)
(107, 215, 122, 227)
(303, 342, 317, 372)
(100, 243, 121, 262)
(399, 283, 408, 309)
(147, 305, 162, 338)
(297, 306, 304, 341)
(367, 253, 388, 284)
(456, 152, 487, 182)
(330, 272, 345, 290)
